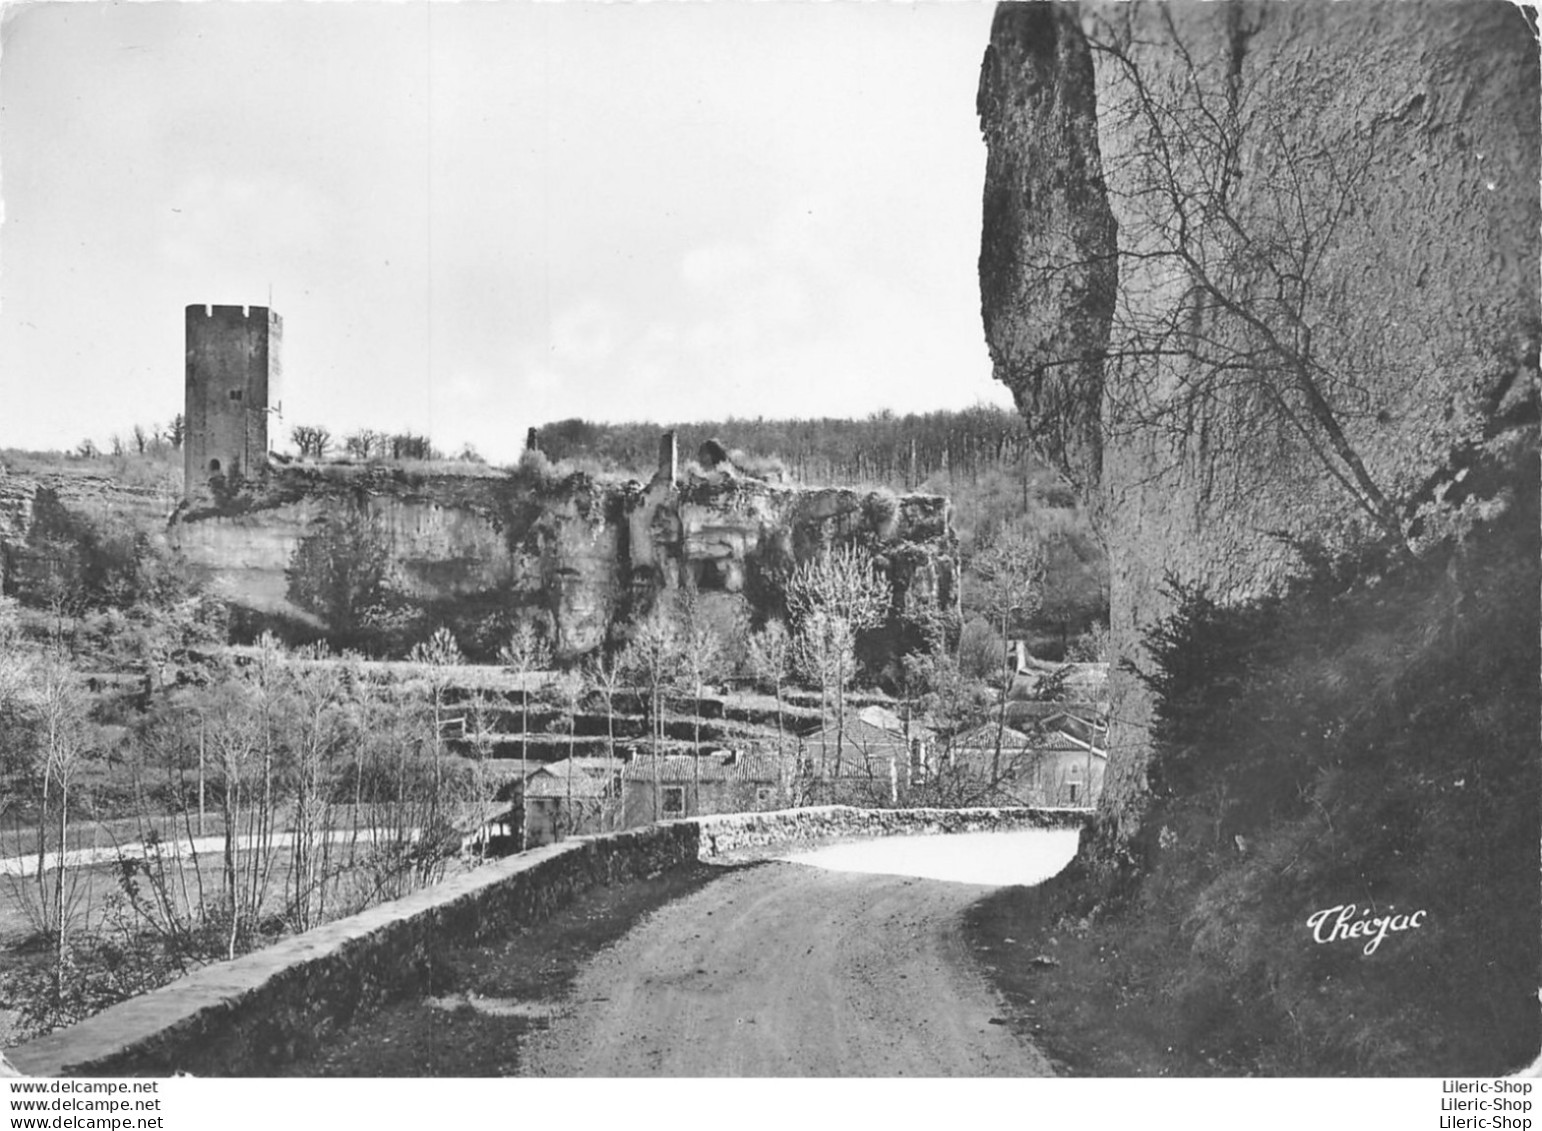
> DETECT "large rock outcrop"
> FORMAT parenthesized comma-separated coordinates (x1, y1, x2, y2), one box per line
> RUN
(165, 456, 958, 664)
(0, 465, 181, 598)
(979, 1, 1540, 836)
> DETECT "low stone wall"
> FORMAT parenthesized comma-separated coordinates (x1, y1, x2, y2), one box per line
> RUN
(5, 806, 1083, 1078)
(694, 804, 1085, 857)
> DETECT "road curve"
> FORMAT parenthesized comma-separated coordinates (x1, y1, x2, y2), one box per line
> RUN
(520, 859, 1055, 1077)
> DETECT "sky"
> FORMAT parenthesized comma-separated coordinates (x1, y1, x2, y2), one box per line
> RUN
(0, 0, 1012, 463)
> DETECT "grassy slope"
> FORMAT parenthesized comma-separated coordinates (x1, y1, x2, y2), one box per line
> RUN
(970, 477, 1540, 1076)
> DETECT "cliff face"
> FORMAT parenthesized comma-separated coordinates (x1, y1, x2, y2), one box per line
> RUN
(0, 465, 181, 598)
(0, 468, 35, 591)
(166, 462, 958, 664)
(979, 1, 1540, 835)
(166, 479, 523, 630)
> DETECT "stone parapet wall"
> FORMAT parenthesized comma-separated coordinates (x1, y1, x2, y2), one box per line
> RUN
(695, 804, 1085, 857)
(4, 807, 1081, 1078)
(5, 826, 701, 1078)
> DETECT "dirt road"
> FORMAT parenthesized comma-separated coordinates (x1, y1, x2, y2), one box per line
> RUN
(520, 859, 1056, 1077)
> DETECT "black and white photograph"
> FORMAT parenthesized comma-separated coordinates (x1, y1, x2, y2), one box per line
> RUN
(0, 0, 1536, 1108)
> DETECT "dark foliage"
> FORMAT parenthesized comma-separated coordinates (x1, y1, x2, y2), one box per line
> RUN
(284, 505, 395, 644)
(6, 492, 197, 614)
(1042, 456, 1539, 1074)
(530, 405, 1043, 490)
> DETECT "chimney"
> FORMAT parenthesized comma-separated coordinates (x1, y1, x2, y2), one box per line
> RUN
(657, 430, 678, 485)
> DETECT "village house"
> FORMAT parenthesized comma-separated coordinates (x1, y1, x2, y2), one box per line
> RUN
(941, 722, 1044, 805)
(619, 750, 787, 826)
(943, 716, 1107, 808)
(1032, 729, 1106, 807)
(797, 705, 931, 805)
(520, 757, 620, 845)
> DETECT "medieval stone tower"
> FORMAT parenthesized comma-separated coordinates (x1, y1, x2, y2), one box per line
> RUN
(184, 304, 282, 498)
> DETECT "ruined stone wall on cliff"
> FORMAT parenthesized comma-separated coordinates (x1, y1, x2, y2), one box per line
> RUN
(978, 0, 1540, 834)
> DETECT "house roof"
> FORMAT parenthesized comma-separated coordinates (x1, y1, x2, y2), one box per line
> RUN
(857, 704, 905, 733)
(1039, 732, 1109, 759)
(622, 752, 784, 785)
(1003, 700, 1069, 720)
(527, 757, 617, 781)
(1002, 700, 1109, 733)
(944, 721, 1107, 768)
(948, 723, 1039, 750)
(858, 703, 935, 741)
(523, 770, 611, 799)
(1039, 711, 1106, 745)
(800, 716, 915, 752)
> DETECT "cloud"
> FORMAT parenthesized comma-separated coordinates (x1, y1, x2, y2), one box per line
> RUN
(549, 301, 619, 368)
(0, 2, 1011, 457)
(471, 186, 1007, 452)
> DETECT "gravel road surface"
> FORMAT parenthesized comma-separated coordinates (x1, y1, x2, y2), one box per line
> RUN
(521, 830, 1076, 1077)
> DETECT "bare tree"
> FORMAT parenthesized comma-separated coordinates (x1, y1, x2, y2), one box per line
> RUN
(620, 605, 681, 823)
(199, 676, 261, 958)
(279, 643, 354, 931)
(29, 651, 93, 1004)
(409, 626, 464, 820)
(585, 651, 626, 831)
(244, 636, 286, 937)
(786, 546, 889, 777)
(549, 670, 584, 840)
(746, 619, 794, 800)
(463, 686, 506, 852)
(291, 424, 332, 461)
(343, 430, 388, 460)
(498, 624, 551, 850)
(389, 433, 437, 461)
(674, 579, 722, 813)
(1, 638, 99, 1025)
(971, 530, 1046, 787)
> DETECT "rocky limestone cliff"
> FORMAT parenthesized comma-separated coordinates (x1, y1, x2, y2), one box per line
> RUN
(979, 1, 1540, 836)
(167, 459, 958, 664)
(0, 464, 181, 597)
(0, 468, 34, 592)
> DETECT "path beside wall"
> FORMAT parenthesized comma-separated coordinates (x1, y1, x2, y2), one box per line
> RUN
(5, 806, 1083, 1078)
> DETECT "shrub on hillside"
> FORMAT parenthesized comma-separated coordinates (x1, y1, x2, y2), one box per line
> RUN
(7, 497, 198, 616)
(1102, 486, 1542, 1074)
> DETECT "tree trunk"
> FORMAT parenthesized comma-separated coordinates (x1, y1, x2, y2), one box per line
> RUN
(774, 678, 786, 805)
(222, 776, 239, 960)
(565, 695, 576, 840)
(605, 694, 616, 832)
(834, 653, 847, 779)
(198, 722, 206, 838)
(520, 689, 529, 852)
(692, 676, 702, 816)
(52, 776, 68, 1009)
(992, 609, 1011, 790)
(35, 771, 50, 928)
